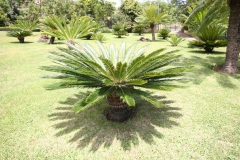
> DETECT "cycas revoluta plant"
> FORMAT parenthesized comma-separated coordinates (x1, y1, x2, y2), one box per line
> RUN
(6, 19, 37, 43)
(188, 24, 227, 52)
(41, 15, 95, 48)
(92, 32, 107, 42)
(112, 23, 127, 38)
(6, 30, 32, 43)
(158, 28, 171, 39)
(132, 23, 148, 35)
(10, 19, 38, 31)
(185, 1, 228, 53)
(167, 34, 185, 46)
(40, 16, 60, 44)
(41, 42, 188, 122)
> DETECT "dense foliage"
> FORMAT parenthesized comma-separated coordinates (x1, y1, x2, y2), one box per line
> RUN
(158, 28, 171, 39)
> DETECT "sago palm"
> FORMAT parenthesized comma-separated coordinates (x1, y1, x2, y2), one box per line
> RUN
(41, 42, 187, 122)
(41, 15, 95, 48)
(7, 19, 37, 43)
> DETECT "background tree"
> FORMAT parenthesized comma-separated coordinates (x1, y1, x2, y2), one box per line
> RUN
(222, 0, 240, 73)
(135, 5, 169, 41)
(119, 0, 142, 32)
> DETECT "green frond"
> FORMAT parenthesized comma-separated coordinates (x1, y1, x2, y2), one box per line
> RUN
(130, 88, 163, 108)
(116, 87, 135, 106)
(6, 30, 32, 38)
(115, 62, 127, 81)
(100, 58, 116, 78)
(124, 79, 147, 85)
(72, 87, 115, 113)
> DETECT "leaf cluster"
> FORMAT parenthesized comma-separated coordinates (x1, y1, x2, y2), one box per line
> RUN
(158, 29, 171, 39)
(166, 34, 185, 46)
(40, 15, 96, 42)
(6, 30, 32, 38)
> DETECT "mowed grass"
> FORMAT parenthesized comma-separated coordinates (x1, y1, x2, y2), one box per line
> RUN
(0, 31, 240, 160)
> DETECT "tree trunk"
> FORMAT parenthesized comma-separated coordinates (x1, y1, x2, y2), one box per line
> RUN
(105, 92, 132, 122)
(18, 37, 24, 43)
(49, 36, 55, 44)
(204, 46, 214, 53)
(67, 39, 75, 50)
(222, 0, 240, 73)
(150, 24, 155, 41)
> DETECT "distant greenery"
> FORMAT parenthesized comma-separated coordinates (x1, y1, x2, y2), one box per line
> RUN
(166, 34, 185, 46)
(92, 32, 107, 42)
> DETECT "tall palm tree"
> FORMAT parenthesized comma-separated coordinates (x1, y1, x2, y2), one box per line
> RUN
(135, 5, 169, 41)
(41, 42, 188, 122)
(222, 0, 240, 73)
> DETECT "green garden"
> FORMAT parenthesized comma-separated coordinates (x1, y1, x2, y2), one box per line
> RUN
(0, 0, 240, 159)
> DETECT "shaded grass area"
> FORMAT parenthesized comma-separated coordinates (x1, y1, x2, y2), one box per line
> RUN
(0, 31, 240, 159)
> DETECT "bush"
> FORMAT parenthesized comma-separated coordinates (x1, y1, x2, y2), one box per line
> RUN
(112, 24, 127, 38)
(188, 24, 227, 52)
(6, 30, 32, 43)
(100, 27, 112, 33)
(158, 29, 171, 39)
(166, 34, 185, 46)
(92, 32, 107, 42)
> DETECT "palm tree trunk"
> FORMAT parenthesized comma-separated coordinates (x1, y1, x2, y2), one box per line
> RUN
(49, 36, 55, 44)
(106, 92, 132, 122)
(222, 0, 240, 73)
(18, 37, 24, 43)
(150, 24, 155, 41)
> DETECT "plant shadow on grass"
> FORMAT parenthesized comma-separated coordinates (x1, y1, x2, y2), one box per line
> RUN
(48, 91, 182, 151)
(187, 55, 240, 88)
(188, 50, 225, 55)
(10, 41, 34, 44)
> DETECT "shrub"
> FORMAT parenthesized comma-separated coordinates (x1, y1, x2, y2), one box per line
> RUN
(166, 34, 185, 46)
(188, 24, 227, 52)
(92, 32, 107, 42)
(10, 19, 38, 31)
(6, 30, 32, 43)
(188, 40, 227, 53)
(100, 27, 112, 33)
(112, 24, 127, 38)
(158, 28, 171, 39)
(41, 42, 188, 122)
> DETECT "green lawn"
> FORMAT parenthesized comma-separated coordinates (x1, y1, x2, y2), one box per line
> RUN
(0, 31, 240, 160)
